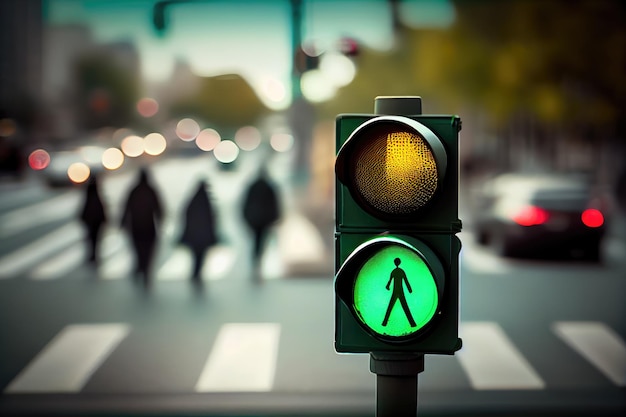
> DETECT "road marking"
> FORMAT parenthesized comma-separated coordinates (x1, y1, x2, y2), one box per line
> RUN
(4, 323, 130, 393)
(154, 244, 237, 281)
(30, 244, 85, 280)
(195, 323, 281, 392)
(156, 246, 191, 281)
(458, 322, 545, 390)
(204, 244, 236, 280)
(0, 192, 78, 239)
(553, 321, 626, 386)
(0, 222, 83, 278)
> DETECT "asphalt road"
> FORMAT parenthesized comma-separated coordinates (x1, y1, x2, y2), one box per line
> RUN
(0, 155, 624, 416)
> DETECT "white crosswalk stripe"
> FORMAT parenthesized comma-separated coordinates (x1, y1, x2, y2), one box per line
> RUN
(3, 320, 624, 395)
(195, 323, 281, 392)
(0, 222, 84, 278)
(0, 210, 321, 282)
(0, 192, 79, 239)
(156, 244, 236, 281)
(553, 321, 626, 387)
(5, 323, 130, 393)
(458, 322, 545, 390)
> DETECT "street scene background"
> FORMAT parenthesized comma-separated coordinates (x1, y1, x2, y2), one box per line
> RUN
(0, 1, 625, 416)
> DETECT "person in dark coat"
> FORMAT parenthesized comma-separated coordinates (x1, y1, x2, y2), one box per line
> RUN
(242, 167, 281, 271)
(121, 168, 163, 288)
(80, 175, 107, 264)
(180, 180, 218, 283)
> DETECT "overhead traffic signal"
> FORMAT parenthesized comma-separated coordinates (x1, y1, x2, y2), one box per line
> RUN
(334, 96, 462, 355)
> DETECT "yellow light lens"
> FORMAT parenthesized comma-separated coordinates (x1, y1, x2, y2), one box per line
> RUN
(354, 128, 438, 215)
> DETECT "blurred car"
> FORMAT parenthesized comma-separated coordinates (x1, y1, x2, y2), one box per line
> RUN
(40, 146, 106, 187)
(473, 173, 608, 260)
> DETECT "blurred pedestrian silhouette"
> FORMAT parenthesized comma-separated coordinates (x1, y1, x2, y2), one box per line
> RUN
(79, 175, 106, 265)
(180, 180, 218, 285)
(121, 168, 163, 289)
(242, 167, 281, 276)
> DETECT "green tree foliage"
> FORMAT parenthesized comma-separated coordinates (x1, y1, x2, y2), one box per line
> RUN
(75, 54, 139, 130)
(170, 74, 269, 133)
(445, 0, 626, 129)
(321, 0, 625, 137)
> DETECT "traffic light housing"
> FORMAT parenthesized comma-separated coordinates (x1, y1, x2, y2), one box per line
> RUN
(335, 96, 462, 355)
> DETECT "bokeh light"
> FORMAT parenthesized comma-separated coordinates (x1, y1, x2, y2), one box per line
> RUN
(213, 140, 239, 163)
(270, 133, 294, 153)
(121, 135, 144, 157)
(136, 97, 159, 118)
(102, 147, 124, 170)
(144, 133, 167, 156)
(196, 128, 221, 152)
(319, 52, 356, 87)
(28, 149, 51, 170)
(67, 162, 90, 184)
(234, 126, 262, 151)
(0, 118, 17, 137)
(261, 77, 287, 105)
(176, 118, 200, 141)
(301, 70, 336, 103)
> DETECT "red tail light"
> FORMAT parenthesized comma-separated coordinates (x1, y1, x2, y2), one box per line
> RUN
(581, 208, 604, 228)
(512, 205, 550, 226)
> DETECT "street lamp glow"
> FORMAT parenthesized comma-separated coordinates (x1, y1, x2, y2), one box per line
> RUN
(176, 118, 200, 141)
(301, 70, 336, 103)
(102, 147, 124, 170)
(214, 140, 239, 163)
(137, 97, 159, 118)
(196, 128, 221, 151)
(121, 135, 144, 157)
(144, 133, 167, 156)
(67, 162, 91, 184)
(235, 126, 262, 151)
(320, 52, 356, 87)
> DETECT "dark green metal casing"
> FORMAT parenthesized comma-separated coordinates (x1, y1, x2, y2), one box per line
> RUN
(334, 105, 462, 354)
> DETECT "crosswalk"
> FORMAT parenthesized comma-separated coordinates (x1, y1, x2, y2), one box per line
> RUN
(3, 320, 625, 394)
(0, 213, 326, 282)
(0, 168, 330, 281)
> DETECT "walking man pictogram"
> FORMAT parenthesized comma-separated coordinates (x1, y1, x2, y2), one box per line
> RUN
(382, 257, 417, 327)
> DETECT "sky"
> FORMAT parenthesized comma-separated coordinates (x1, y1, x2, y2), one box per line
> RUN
(45, 0, 455, 109)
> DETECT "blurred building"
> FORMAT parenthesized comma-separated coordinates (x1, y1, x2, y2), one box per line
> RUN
(42, 24, 140, 142)
(0, 0, 43, 130)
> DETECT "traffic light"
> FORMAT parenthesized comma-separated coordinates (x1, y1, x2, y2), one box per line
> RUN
(335, 96, 462, 355)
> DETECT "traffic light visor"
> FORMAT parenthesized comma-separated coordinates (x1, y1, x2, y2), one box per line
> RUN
(336, 116, 447, 218)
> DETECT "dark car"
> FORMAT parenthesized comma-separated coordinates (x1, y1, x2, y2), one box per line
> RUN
(473, 174, 608, 260)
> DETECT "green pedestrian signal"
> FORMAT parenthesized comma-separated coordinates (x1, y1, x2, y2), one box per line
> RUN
(341, 235, 444, 340)
(334, 96, 462, 355)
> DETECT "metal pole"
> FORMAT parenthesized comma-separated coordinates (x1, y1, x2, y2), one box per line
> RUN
(290, 0, 303, 100)
(370, 353, 424, 417)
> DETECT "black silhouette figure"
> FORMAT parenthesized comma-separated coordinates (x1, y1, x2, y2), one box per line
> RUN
(382, 258, 416, 327)
(80, 175, 106, 264)
(121, 168, 163, 288)
(242, 167, 281, 270)
(180, 180, 218, 283)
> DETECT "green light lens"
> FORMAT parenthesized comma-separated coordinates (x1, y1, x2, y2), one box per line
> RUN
(353, 244, 438, 337)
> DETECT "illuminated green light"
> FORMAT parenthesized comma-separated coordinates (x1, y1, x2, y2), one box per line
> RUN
(353, 244, 438, 337)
